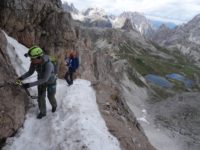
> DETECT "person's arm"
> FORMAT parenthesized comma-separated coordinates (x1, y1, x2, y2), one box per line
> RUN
(28, 62, 53, 87)
(19, 63, 35, 80)
(65, 57, 70, 66)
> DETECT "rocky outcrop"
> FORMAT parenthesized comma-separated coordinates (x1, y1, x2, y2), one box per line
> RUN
(149, 92, 200, 150)
(75, 26, 157, 149)
(0, 0, 78, 147)
(83, 18, 112, 28)
(0, 0, 62, 46)
(151, 24, 172, 42)
(78, 19, 199, 148)
(121, 18, 134, 31)
(0, 0, 77, 75)
(0, 30, 28, 148)
(82, 8, 112, 28)
(92, 49, 155, 150)
(62, 2, 79, 14)
(152, 14, 200, 66)
(119, 11, 154, 36)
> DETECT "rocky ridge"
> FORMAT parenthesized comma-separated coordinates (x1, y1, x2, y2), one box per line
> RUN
(152, 14, 200, 66)
(119, 12, 154, 36)
(121, 18, 135, 31)
(77, 23, 200, 149)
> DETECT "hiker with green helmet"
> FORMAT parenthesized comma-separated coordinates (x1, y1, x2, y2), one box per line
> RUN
(17, 46, 57, 119)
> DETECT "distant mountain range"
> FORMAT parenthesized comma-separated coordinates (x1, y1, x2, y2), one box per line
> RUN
(152, 14, 200, 66)
(62, 2, 177, 35)
(149, 20, 177, 29)
(62, 2, 200, 66)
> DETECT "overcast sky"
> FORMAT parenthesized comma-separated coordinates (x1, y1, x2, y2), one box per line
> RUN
(61, 0, 200, 24)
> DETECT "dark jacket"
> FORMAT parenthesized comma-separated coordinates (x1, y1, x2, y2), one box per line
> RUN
(66, 56, 79, 71)
(20, 55, 56, 87)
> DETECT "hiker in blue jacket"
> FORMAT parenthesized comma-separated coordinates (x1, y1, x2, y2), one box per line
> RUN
(64, 51, 79, 86)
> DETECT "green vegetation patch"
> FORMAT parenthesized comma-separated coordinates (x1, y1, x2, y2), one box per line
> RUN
(117, 41, 200, 92)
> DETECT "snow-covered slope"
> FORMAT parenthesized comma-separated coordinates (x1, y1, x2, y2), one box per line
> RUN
(3, 34, 121, 150)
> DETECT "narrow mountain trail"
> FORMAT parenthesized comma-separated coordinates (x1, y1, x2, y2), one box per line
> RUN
(3, 34, 121, 150)
(3, 79, 121, 150)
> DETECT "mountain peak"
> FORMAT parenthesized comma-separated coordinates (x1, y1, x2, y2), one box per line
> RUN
(83, 7, 106, 17)
(119, 11, 153, 35)
(190, 14, 200, 23)
(62, 2, 79, 14)
(159, 24, 169, 30)
(121, 18, 134, 31)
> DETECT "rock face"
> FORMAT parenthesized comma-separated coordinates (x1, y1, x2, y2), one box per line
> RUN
(151, 24, 172, 41)
(63, 6, 113, 28)
(121, 18, 134, 31)
(77, 22, 200, 149)
(149, 92, 200, 150)
(82, 8, 112, 28)
(118, 12, 154, 36)
(75, 26, 157, 149)
(62, 2, 79, 14)
(0, 0, 62, 46)
(83, 18, 112, 28)
(0, 0, 77, 146)
(0, 0, 77, 75)
(0, 30, 28, 148)
(152, 14, 200, 66)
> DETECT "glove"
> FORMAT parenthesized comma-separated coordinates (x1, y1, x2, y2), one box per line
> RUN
(22, 83, 30, 89)
(15, 79, 22, 86)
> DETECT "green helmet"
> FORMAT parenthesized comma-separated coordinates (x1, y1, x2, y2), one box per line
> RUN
(28, 46, 43, 58)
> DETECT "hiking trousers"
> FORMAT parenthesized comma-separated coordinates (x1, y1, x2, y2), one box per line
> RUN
(65, 68, 75, 85)
(37, 83, 57, 115)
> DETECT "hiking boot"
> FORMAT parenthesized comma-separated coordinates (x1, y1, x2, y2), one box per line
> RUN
(52, 106, 57, 113)
(37, 113, 46, 119)
(68, 82, 73, 86)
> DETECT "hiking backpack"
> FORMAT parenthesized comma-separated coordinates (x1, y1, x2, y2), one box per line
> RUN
(49, 56, 58, 74)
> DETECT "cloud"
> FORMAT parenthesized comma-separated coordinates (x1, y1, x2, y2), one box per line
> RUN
(146, 1, 200, 23)
(61, 0, 200, 23)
